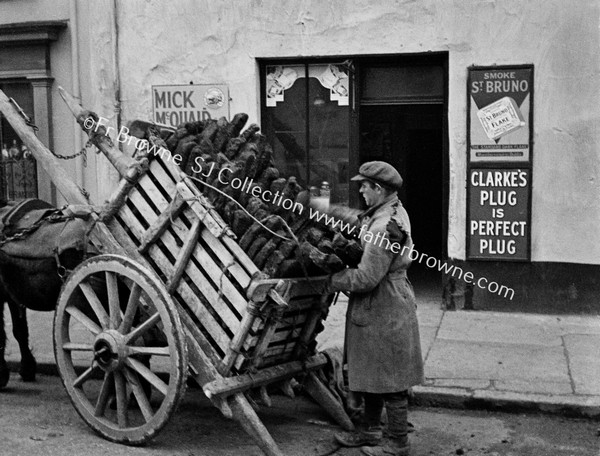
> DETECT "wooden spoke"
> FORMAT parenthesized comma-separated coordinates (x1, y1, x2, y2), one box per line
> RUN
(119, 283, 141, 334)
(114, 371, 128, 428)
(124, 367, 153, 422)
(73, 365, 97, 388)
(106, 271, 121, 329)
(126, 358, 168, 396)
(62, 342, 94, 352)
(54, 254, 187, 444)
(66, 306, 102, 335)
(79, 282, 110, 329)
(94, 372, 114, 417)
(124, 312, 160, 345)
(128, 346, 170, 357)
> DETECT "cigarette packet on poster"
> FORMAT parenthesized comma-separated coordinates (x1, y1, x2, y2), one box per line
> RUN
(477, 96, 525, 141)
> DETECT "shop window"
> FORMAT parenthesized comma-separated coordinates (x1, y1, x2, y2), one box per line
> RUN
(0, 82, 37, 201)
(261, 62, 350, 204)
(0, 21, 67, 204)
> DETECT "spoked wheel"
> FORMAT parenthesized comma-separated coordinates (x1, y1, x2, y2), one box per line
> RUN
(54, 254, 188, 445)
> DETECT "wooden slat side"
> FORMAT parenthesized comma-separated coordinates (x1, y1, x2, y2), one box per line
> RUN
(141, 165, 177, 208)
(246, 309, 284, 371)
(292, 306, 324, 360)
(130, 171, 251, 313)
(234, 318, 264, 371)
(236, 313, 309, 371)
(217, 300, 263, 377)
(139, 191, 185, 253)
(239, 300, 321, 369)
(182, 208, 252, 290)
(153, 153, 230, 236)
(149, 158, 226, 237)
(117, 213, 229, 359)
(150, 153, 260, 284)
(220, 236, 260, 278)
(174, 279, 230, 359)
(180, 185, 260, 278)
(117, 203, 234, 356)
(163, 205, 251, 295)
(270, 327, 303, 345)
(125, 190, 245, 327)
(167, 217, 203, 293)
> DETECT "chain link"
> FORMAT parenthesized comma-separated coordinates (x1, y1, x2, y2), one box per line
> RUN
(9, 96, 92, 160)
(50, 139, 94, 161)
(0, 210, 71, 246)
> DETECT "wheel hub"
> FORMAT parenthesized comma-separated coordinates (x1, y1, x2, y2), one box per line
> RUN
(93, 330, 127, 372)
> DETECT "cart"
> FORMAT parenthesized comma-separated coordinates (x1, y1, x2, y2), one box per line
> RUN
(0, 88, 353, 456)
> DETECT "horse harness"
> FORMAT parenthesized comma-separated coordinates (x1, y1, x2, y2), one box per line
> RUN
(0, 199, 89, 280)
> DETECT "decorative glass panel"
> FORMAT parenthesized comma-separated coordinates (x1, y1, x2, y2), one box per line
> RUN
(262, 62, 350, 205)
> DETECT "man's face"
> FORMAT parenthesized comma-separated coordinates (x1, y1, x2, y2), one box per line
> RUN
(359, 181, 383, 207)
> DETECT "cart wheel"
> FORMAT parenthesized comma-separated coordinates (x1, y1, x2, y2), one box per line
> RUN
(54, 254, 188, 445)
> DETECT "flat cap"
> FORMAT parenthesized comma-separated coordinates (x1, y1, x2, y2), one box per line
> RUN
(351, 161, 403, 190)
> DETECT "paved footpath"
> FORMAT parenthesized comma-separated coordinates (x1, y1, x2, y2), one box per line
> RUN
(4, 294, 600, 419)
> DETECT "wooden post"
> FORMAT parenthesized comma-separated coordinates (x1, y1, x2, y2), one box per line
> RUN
(0, 89, 89, 205)
(98, 162, 148, 222)
(304, 371, 355, 431)
(58, 86, 135, 177)
(204, 353, 328, 398)
(218, 300, 261, 376)
(229, 393, 285, 456)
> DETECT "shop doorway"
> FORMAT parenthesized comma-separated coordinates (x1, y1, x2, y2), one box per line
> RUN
(356, 56, 447, 303)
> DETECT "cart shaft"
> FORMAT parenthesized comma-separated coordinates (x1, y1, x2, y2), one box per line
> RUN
(0, 89, 89, 205)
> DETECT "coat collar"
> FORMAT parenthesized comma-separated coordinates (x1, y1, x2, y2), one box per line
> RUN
(360, 194, 399, 221)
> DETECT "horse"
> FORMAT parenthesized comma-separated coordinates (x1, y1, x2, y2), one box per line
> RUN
(0, 289, 36, 388)
(0, 199, 87, 389)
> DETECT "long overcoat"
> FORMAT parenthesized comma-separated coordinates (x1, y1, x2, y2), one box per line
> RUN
(330, 195, 424, 393)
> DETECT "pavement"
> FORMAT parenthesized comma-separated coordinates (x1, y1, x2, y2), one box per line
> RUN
(3, 294, 600, 420)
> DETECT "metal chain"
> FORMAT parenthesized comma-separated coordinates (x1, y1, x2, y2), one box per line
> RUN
(0, 210, 71, 246)
(50, 139, 94, 161)
(9, 96, 91, 161)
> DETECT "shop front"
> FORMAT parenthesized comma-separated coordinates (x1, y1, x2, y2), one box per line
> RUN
(260, 54, 448, 301)
(1, 0, 598, 313)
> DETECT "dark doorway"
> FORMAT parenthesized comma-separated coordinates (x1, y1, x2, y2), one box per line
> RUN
(359, 104, 444, 301)
(356, 54, 448, 303)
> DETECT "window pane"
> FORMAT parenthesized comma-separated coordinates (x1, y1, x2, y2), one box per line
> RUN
(263, 65, 308, 186)
(0, 82, 37, 201)
(361, 64, 444, 104)
(307, 64, 349, 205)
(262, 62, 350, 206)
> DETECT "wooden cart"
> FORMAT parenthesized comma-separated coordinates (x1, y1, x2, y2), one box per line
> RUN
(0, 88, 353, 456)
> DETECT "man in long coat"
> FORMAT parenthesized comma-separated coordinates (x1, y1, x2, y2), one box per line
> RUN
(327, 161, 424, 456)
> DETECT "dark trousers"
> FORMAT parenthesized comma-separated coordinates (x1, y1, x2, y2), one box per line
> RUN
(363, 390, 409, 440)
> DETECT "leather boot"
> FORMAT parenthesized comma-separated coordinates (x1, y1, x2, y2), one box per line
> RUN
(334, 426, 382, 448)
(360, 439, 410, 456)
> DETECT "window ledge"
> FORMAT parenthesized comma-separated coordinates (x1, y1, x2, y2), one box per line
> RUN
(0, 21, 68, 44)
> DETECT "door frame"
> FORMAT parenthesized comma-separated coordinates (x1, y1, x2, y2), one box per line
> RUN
(350, 52, 449, 260)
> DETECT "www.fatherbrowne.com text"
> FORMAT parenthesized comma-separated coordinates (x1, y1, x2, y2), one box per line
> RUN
(86, 115, 515, 301)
